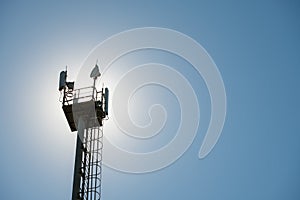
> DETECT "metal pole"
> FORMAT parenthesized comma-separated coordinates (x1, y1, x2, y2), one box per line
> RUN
(92, 78, 97, 101)
(72, 117, 85, 200)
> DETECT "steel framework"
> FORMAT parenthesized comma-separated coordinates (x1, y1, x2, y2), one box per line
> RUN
(59, 68, 108, 200)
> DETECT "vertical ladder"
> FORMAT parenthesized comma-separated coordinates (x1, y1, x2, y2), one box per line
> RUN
(72, 120, 103, 200)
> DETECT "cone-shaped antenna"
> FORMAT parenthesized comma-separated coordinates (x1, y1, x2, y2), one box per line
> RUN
(90, 64, 101, 79)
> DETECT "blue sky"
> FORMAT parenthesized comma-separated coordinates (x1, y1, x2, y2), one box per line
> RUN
(0, 1, 299, 199)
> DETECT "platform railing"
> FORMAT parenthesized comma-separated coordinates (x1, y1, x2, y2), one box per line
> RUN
(63, 86, 102, 106)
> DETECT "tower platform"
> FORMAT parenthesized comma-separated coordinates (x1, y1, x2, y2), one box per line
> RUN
(62, 86, 107, 132)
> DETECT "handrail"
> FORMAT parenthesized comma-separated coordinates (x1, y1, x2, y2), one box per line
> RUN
(63, 86, 102, 106)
